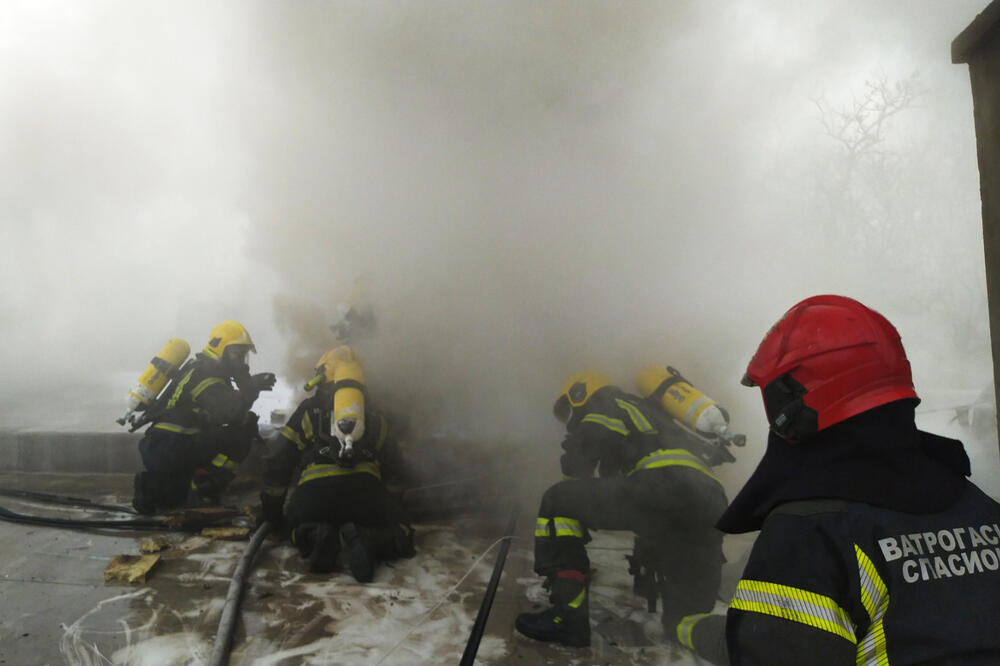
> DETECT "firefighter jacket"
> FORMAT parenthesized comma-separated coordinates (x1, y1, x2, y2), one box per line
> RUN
(261, 394, 404, 502)
(150, 353, 254, 436)
(721, 400, 1000, 665)
(560, 386, 717, 485)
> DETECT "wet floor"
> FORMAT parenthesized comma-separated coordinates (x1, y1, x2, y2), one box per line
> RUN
(0, 472, 737, 665)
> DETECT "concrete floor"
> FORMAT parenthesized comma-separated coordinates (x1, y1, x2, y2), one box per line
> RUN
(0, 472, 734, 665)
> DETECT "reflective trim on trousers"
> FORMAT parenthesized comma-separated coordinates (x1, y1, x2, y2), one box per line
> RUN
(676, 612, 713, 649)
(535, 516, 584, 539)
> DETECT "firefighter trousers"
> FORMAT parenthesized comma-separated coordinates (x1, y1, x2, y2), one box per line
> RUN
(533, 467, 726, 632)
(134, 424, 254, 511)
(285, 472, 414, 561)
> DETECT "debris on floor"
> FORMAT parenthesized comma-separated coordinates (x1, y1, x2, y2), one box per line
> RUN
(104, 554, 161, 583)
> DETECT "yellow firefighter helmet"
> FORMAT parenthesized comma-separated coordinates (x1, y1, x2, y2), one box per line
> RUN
(553, 370, 611, 423)
(202, 320, 256, 360)
(304, 345, 358, 391)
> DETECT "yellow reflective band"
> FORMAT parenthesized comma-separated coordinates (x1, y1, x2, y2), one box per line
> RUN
(630, 448, 720, 484)
(730, 579, 857, 644)
(535, 517, 551, 538)
(567, 587, 587, 609)
(211, 453, 238, 471)
(855, 545, 890, 666)
(302, 411, 314, 442)
(553, 517, 584, 539)
(581, 413, 628, 436)
(676, 612, 712, 649)
(152, 422, 200, 435)
(279, 425, 307, 451)
(191, 376, 224, 399)
(615, 398, 655, 433)
(298, 461, 381, 484)
(166, 367, 197, 409)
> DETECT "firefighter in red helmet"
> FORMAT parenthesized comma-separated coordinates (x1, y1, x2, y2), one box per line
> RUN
(720, 295, 1000, 664)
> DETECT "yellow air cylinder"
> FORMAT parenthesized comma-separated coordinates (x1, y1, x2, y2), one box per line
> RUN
(636, 365, 731, 437)
(333, 358, 365, 421)
(118, 338, 190, 425)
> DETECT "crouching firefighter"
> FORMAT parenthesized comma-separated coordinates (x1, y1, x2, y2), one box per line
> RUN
(258, 346, 415, 582)
(132, 320, 275, 515)
(515, 371, 728, 649)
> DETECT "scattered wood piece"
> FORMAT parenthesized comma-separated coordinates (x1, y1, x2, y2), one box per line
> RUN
(201, 527, 250, 540)
(104, 554, 160, 584)
(139, 537, 170, 554)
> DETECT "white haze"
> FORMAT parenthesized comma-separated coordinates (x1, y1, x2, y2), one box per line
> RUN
(0, 1, 995, 495)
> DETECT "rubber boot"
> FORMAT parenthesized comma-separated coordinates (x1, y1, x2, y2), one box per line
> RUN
(340, 522, 377, 583)
(514, 571, 591, 647)
(132, 473, 156, 516)
(189, 468, 233, 506)
(391, 523, 417, 559)
(292, 523, 341, 574)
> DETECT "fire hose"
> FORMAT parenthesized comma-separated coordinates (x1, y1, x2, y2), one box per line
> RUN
(208, 520, 272, 666)
(459, 502, 519, 666)
(0, 501, 185, 531)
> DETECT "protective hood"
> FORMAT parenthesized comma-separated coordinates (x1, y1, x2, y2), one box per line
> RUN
(716, 399, 971, 534)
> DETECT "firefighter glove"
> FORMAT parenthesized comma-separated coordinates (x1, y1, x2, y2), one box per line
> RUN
(251, 372, 277, 392)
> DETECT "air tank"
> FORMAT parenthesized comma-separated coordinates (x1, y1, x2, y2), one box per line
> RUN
(636, 365, 731, 438)
(117, 338, 190, 426)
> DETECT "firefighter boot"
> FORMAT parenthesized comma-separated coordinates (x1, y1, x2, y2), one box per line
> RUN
(293, 523, 341, 574)
(514, 571, 591, 647)
(340, 522, 377, 583)
(189, 468, 234, 506)
(132, 473, 156, 516)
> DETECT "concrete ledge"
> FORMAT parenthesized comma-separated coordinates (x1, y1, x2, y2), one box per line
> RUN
(0, 431, 143, 473)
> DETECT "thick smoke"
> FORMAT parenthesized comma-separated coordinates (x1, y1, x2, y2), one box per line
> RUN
(0, 1, 994, 495)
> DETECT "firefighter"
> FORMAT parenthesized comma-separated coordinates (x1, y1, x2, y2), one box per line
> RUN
(131, 320, 275, 515)
(514, 371, 729, 648)
(258, 346, 414, 582)
(720, 294, 1000, 664)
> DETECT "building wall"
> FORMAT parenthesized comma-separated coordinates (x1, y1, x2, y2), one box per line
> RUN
(956, 2, 1000, 455)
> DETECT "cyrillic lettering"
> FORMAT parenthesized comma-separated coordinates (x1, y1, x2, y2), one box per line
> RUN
(934, 556, 951, 578)
(962, 550, 984, 574)
(918, 557, 934, 580)
(981, 548, 999, 571)
(947, 553, 965, 576)
(902, 559, 919, 583)
(878, 537, 902, 562)
(923, 532, 939, 554)
(937, 529, 956, 552)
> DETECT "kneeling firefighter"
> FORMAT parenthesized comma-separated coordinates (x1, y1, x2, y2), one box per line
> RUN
(515, 371, 728, 648)
(132, 320, 276, 515)
(258, 346, 414, 582)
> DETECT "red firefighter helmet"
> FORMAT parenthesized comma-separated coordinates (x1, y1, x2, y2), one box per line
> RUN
(742, 295, 918, 441)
